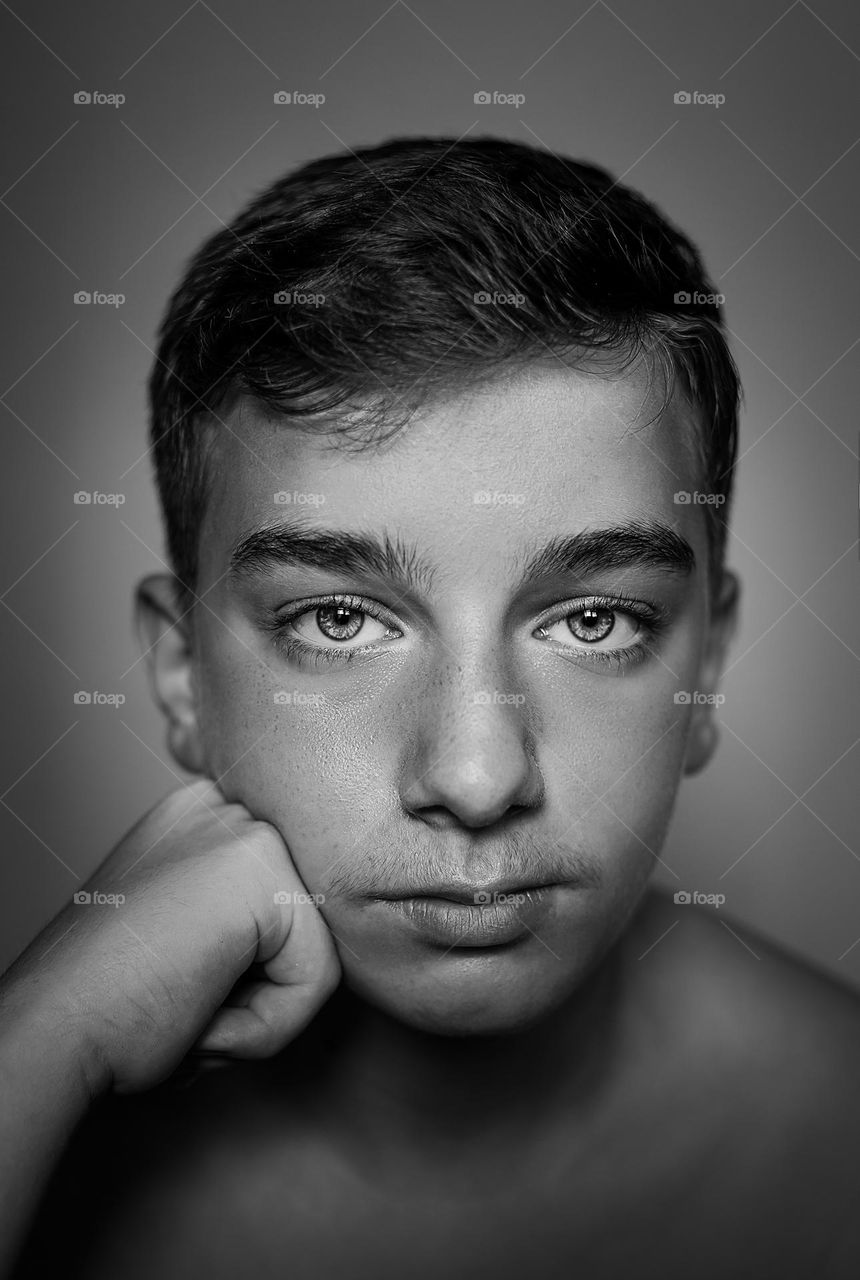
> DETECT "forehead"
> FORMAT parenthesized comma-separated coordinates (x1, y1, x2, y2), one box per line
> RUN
(199, 362, 705, 584)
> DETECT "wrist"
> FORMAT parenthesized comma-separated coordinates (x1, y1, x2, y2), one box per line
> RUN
(0, 992, 111, 1110)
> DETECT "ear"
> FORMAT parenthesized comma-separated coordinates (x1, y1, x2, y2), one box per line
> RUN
(683, 569, 740, 777)
(135, 573, 206, 775)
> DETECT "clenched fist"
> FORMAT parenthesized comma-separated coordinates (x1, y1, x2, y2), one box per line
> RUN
(1, 779, 341, 1097)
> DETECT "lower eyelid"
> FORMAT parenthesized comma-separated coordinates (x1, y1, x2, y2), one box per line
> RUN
(277, 630, 655, 672)
(549, 638, 654, 673)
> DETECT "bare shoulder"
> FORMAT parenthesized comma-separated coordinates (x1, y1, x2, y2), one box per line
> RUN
(615, 888, 860, 1272)
(625, 885, 860, 1157)
(629, 885, 860, 1077)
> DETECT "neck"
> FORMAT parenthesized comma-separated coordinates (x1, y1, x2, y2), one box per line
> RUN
(289, 932, 629, 1176)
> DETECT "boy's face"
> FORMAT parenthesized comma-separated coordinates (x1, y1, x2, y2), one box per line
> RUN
(143, 361, 736, 1035)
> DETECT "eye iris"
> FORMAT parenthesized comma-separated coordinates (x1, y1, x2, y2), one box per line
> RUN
(568, 607, 615, 643)
(316, 605, 364, 641)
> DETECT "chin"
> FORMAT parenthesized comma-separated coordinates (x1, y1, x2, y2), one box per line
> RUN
(342, 949, 588, 1037)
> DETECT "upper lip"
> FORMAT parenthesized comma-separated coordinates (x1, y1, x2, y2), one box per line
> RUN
(375, 879, 555, 904)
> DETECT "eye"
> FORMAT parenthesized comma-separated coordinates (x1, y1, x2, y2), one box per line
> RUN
(286, 599, 399, 650)
(536, 605, 642, 652)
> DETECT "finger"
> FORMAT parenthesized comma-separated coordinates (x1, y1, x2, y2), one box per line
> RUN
(192, 970, 338, 1058)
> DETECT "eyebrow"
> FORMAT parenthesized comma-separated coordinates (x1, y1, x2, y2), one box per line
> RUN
(227, 516, 695, 595)
(519, 521, 695, 581)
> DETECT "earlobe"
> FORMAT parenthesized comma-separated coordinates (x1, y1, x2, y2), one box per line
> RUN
(135, 573, 206, 775)
(683, 718, 719, 776)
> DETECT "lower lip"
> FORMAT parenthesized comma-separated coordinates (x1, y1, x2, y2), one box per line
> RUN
(378, 888, 556, 948)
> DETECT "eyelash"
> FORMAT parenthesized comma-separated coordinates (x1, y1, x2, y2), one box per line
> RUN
(265, 592, 669, 672)
(265, 594, 396, 669)
(535, 592, 669, 672)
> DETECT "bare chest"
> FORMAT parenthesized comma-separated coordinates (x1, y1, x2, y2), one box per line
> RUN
(66, 1118, 840, 1280)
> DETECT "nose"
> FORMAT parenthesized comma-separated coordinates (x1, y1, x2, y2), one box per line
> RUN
(399, 660, 544, 829)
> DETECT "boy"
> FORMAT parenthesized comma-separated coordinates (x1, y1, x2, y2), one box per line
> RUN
(2, 136, 858, 1279)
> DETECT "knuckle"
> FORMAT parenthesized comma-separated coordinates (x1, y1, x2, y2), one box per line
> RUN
(246, 819, 288, 860)
(208, 805, 249, 838)
(154, 787, 210, 830)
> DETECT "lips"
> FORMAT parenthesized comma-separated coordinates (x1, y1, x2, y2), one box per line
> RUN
(376, 879, 558, 905)
(377, 885, 559, 948)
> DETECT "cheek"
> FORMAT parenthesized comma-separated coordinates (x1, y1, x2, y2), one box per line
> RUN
(196, 656, 393, 888)
(538, 667, 691, 869)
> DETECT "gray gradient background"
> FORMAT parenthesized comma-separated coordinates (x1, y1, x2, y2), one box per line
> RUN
(1, 0, 858, 983)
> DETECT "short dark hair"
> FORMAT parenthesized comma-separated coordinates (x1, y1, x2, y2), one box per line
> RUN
(148, 135, 741, 605)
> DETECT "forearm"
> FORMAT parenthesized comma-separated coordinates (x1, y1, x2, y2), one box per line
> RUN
(0, 996, 101, 1278)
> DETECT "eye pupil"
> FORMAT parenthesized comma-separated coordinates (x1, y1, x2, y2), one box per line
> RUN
(568, 607, 615, 643)
(317, 604, 364, 641)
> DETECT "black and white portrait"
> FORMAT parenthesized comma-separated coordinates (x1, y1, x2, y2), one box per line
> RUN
(1, 3, 858, 1277)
